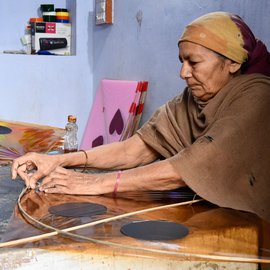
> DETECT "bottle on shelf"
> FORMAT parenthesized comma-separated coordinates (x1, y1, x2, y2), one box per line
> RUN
(64, 115, 78, 153)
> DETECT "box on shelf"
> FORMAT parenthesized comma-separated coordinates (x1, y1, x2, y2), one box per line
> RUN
(31, 22, 71, 55)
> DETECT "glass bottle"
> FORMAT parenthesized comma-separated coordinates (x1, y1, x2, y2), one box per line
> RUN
(64, 115, 78, 153)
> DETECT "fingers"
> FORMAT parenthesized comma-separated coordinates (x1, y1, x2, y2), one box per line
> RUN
(11, 158, 30, 180)
(40, 177, 70, 194)
(39, 167, 69, 191)
(12, 155, 41, 189)
(40, 167, 67, 185)
(40, 178, 68, 190)
(16, 163, 31, 187)
(41, 184, 70, 194)
(39, 167, 86, 194)
(16, 165, 42, 189)
(11, 160, 18, 180)
(28, 170, 47, 189)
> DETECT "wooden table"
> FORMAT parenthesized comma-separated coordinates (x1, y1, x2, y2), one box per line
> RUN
(0, 166, 269, 270)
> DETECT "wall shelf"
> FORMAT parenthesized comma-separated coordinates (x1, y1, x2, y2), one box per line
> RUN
(0, 0, 76, 56)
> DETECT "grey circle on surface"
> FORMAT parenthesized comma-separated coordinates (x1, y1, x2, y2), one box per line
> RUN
(49, 202, 107, 217)
(0, 126, 12, 134)
(120, 220, 189, 241)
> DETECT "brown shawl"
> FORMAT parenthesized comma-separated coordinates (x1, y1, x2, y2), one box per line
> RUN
(137, 74, 270, 223)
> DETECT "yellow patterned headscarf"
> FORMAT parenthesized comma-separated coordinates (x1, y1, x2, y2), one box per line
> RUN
(179, 12, 247, 63)
(179, 12, 270, 76)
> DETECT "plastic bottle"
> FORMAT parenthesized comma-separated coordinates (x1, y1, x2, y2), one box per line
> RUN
(64, 115, 78, 153)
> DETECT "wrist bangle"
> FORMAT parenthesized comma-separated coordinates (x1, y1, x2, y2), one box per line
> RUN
(113, 170, 122, 197)
(79, 149, 88, 172)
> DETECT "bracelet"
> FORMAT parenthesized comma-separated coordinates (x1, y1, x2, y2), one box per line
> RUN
(113, 170, 122, 197)
(78, 149, 88, 173)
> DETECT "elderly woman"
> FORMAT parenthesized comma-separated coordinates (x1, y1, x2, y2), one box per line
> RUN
(11, 12, 270, 223)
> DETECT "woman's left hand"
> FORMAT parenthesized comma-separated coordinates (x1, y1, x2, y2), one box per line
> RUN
(39, 167, 103, 195)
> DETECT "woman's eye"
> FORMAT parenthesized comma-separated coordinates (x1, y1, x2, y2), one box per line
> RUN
(189, 61, 197, 65)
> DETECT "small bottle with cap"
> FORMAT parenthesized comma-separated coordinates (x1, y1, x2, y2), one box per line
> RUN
(64, 115, 78, 153)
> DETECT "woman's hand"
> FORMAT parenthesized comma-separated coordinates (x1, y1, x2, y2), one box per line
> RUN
(39, 167, 104, 195)
(38, 157, 186, 196)
(11, 152, 60, 189)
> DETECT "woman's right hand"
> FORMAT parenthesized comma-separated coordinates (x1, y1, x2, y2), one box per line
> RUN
(11, 152, 60, 189)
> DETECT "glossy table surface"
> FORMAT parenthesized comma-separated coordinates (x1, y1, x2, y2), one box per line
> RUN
(0, 165, 270, 270)
(0, 165, 24, 239)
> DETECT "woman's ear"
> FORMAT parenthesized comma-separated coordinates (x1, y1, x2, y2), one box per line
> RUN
(229, 61, 242, 74)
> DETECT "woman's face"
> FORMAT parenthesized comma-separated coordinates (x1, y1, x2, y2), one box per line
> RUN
(179, 41, 240, 101)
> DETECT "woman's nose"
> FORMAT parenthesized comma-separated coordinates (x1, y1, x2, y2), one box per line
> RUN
(180, 62, 192, 79)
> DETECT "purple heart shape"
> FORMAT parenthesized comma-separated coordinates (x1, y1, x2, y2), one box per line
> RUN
(109, 109, 124, 135)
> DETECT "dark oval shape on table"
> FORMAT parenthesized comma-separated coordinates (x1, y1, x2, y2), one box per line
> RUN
(49, 202, 107, 217)
(0, 125, 12, 134)
(120, 220, 189, 241)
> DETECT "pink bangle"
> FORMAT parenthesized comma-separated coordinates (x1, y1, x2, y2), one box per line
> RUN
(113, 170, 122, 197)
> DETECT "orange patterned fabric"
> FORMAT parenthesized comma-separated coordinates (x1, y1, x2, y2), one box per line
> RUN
(179, 12, 270, 76)
(179, 12, 247, 63)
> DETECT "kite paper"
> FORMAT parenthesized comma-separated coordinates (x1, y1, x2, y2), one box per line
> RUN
(0, 119, 65, 164)
(80, 79, 148, 150)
